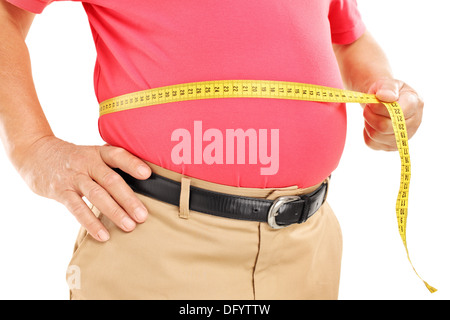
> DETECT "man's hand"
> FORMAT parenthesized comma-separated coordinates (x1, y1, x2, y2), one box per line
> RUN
(1, 2, 152, 243)
(17, 136, 152, 242)
(363, 78, 424, 151)
(333, 32, 424, 151)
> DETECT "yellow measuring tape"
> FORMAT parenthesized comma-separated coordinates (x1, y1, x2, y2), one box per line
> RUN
(99, 80, 436, 293)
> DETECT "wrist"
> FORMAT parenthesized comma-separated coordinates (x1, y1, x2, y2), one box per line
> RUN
(349, 72, 394, 94)
(10, 134, 60, 173)
(364, 75, 394, 94)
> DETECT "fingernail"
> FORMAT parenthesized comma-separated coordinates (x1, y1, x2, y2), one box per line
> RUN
(97, 229, 110, 242)
(137, 165, 150, 177)
(121, 217, 136, 231)
(134, 207, 148, 222)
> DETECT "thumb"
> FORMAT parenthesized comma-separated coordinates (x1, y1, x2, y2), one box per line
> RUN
(370, 78, 401, 103)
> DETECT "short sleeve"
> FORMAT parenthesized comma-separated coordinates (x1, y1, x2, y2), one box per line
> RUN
(6, 0, 53, 14)
(329, 0, 366, 45)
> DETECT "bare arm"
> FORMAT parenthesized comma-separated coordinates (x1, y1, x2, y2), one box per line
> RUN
(0, 1, 52, 165)
(333, 31, 424, 151)
(0, 0, 151, 241)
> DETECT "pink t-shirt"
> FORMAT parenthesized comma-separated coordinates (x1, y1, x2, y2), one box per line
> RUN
(9, 0, 366, 188)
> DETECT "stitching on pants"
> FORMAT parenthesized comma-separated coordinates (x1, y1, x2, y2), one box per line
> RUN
(251, 223, 262, 300)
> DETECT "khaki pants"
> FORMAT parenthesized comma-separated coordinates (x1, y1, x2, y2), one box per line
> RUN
(66, 163, 343, 300)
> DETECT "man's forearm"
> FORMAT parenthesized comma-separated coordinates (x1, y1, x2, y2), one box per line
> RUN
(333, 31, 393, 93)
(0, 3, 54, 169)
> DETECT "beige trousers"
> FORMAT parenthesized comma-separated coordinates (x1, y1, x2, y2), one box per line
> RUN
(66, 163, 343, 300)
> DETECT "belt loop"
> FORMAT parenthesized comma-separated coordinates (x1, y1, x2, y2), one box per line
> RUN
(179, 177, 191, 219)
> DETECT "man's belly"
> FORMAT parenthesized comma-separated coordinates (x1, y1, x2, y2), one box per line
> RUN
(98, 98, 347, 188)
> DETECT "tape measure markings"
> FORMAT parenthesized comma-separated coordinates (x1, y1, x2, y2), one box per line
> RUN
(99, 80, 382, 115)
(99, 80, 436, 293)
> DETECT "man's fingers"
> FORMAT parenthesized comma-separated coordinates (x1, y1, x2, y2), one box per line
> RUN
(368, 80, 422, 120)
(364, 102, 421, 140)
(397, 89, 424, 120)
(369, 78, 401, 102)
(76, 173, 137, 233)
(62, 190, 110, 242)
(99, 146, 151, 180)
(21, 139, 152, 242)
(363, 104, 394, 134)
(90, 164, 148, 223)
(364, 121, 397, 150)
(364, 102, 391, 118)
(363, 128, 397, 151)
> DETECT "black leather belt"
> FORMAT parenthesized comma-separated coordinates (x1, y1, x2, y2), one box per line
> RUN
(114, 169, 329, 229)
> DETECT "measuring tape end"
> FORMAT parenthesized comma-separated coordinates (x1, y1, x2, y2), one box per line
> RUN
(424, 282, 438, 293)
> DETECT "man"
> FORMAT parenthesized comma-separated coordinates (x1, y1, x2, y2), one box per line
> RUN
(0, 0, 423, 299)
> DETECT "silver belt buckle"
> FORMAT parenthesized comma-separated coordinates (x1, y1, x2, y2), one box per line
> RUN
(267, 195, 301, 229)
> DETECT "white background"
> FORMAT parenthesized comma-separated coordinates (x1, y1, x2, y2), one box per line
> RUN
(0, 0, 448, 300)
